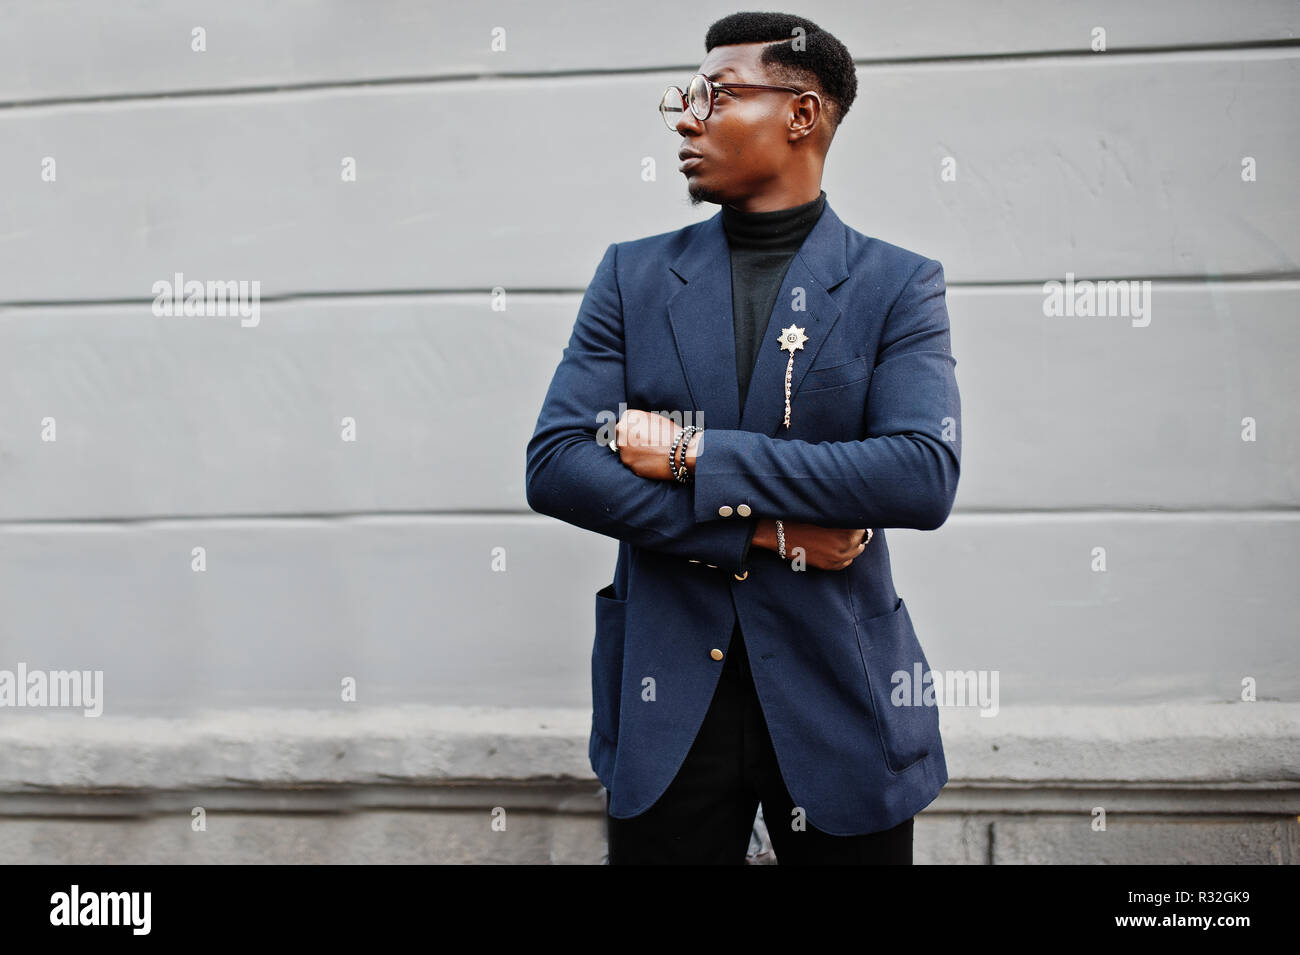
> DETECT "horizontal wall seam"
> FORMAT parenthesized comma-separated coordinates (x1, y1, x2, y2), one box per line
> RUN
(0, 39, 1297, 112)
(3, 275, 1299, 310)
(1, 509, 1298, 529)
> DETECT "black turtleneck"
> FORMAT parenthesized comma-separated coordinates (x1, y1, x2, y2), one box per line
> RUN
(718, 188, 827, 572)
(721, 188, 827, 412)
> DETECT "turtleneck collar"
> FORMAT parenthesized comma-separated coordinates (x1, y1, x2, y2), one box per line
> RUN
(721, 189, 827, 250)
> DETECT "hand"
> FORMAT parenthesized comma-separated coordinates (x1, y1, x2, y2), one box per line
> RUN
(613, 410, 689, 480)
(755, 519, 871, 571)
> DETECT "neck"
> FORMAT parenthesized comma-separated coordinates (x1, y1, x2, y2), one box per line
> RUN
(721, 189, 827, 249)
(722, 177, 823, 213)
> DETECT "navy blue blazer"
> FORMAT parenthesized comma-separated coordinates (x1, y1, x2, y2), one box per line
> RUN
(525, 199, 961, 836)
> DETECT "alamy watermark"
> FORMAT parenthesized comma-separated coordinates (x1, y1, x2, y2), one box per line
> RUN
(595, 402, 703, 448)
(50, 885, 150, 934)
(152, 272, 260, 327)
(892, 665, 999, 717)
(0, 663, 103, 717)
(1042, 272, 1151, 327)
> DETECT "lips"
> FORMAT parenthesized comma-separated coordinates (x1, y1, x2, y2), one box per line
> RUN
(678, 149, 703, 172)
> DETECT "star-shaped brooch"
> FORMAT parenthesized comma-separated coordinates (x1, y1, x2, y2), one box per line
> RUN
(779, 323, 809, 354)
(777, 323, 808, 428)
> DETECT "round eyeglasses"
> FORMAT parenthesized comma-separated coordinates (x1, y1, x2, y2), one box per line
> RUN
(658, 73, 811, 131)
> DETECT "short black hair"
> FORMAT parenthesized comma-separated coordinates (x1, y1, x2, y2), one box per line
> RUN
(704, 11, 858, 132)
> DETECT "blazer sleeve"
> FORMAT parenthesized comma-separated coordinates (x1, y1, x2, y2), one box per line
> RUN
(691, 257, 961, 530)
(525, 242, 758, 574)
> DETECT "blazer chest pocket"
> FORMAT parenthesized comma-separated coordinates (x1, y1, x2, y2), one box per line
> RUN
(592, 583, 627, 744)
(854, 596, 941, 774)
(798, 355, 870, 393)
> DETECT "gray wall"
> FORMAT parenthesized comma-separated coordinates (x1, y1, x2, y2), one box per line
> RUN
(0, 1, 1297, 863)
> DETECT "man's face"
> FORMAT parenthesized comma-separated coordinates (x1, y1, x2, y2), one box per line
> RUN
(672, 43, 800, 206)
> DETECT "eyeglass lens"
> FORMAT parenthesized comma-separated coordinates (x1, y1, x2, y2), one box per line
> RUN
(659, 75, 714, 129)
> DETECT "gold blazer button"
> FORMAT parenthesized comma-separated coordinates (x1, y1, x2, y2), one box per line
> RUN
(710, 648, 724, 661)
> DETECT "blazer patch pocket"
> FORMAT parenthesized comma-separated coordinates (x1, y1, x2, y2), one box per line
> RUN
(854, 596, 941, 775)
(799, 355, 870, 393)
(592, 583, 627, 744)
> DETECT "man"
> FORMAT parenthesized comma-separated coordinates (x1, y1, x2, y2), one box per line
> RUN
(525, 12, 961, 864)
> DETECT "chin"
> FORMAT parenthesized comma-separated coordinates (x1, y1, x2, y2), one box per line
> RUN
(687, 179, 728, 206)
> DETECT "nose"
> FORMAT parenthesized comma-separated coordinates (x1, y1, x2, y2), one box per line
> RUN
(673, 105, 703, 135)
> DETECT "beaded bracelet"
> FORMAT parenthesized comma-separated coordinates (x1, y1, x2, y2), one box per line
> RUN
(684, 425, 702, 481)
(672, 426, 695, 483)
(775, 519, 786, 559)
(673, 426, 701, 483)
(668, 428, 688, 482)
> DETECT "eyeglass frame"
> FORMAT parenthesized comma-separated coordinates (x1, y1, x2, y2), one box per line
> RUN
(659, 73, 817, 128)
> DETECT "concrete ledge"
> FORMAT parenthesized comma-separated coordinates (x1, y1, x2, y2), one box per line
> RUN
(0, 704, 593, 792)
(1, 703, 1296, 862)
(937, 701, 1300, 786)
(1, 702, 1296, 812)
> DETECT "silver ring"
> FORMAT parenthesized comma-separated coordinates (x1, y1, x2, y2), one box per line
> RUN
(609, 439, 618, 453)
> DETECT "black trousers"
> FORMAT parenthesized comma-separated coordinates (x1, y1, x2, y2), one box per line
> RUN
(606, 621, 914, 865)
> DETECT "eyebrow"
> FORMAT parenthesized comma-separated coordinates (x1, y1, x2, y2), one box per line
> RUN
(707, 69, 740, 82)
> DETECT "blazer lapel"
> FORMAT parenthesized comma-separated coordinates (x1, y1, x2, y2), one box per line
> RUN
(666, 200, 851, 437)
(666, 214, 742, 431)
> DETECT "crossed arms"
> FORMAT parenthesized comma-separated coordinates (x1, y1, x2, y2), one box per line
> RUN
(524, 241, 961, 576)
